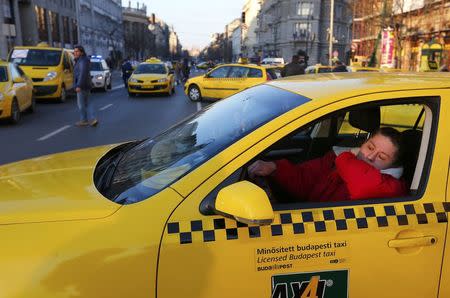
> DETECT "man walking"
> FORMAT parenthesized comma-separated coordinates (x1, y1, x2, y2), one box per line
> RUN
(281, 55, 305, 77)
(73, 45, 97, 126)
(121, 57, 133, 88)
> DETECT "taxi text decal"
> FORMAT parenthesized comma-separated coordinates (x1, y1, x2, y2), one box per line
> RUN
(271, 269, 348, 298)
(255, 240, 348, 272)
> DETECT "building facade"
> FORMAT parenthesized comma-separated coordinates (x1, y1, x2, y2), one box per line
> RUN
(122, 3, 155, 61)
(352, 0, 449, 70)
(0, 0, 79, 59)
(242, 0, 263, 57)
(255, 0, 353, 65)
(78, 0, 124, 63)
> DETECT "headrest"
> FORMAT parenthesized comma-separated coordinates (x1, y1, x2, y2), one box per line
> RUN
(349, 107, 380, 132)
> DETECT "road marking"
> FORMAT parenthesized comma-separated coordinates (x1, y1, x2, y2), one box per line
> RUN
(197, 102, 201, 111)
(112, 84, 124, 91)
(99, 103, 113, 111)
(37, 125, 71, 141)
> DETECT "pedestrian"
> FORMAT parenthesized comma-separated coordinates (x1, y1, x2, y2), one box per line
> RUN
(73, 45, 97, 126)
(297, 49, 309, 69)
(182, 58, 190, 83)
(281, 55, 305, 77)
(333, 60, 348, 72)
(174, 61, 183, 85)
(121, 57, 133, 88)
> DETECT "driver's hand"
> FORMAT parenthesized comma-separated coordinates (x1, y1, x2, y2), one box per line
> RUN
(248, 160, 277, 180)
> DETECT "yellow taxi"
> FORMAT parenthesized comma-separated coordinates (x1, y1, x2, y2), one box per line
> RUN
(8, 43, 74, 102)
(127, 58, 175, 97)
(0, 60, 34, 123)
(1, 72, 450, 297)
(346, 65, 380, 72)
(305, 64, 334, 74)
(184, 62, 278, 101)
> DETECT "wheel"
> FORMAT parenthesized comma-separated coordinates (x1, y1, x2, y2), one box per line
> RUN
(59, 85, 66, 103)
(9, 98, 20, 124)
(26, 97, 36, 113)
(107, 78, 112, 90)
(188, 85, 201, 101)
(103, 80, 108, 92)
(128, 92, 136, 97)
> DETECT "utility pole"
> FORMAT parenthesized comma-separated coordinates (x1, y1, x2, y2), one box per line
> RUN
(328, 0, 334, 66)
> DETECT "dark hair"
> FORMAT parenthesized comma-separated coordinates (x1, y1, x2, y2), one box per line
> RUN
(373, 127, 403, 166)
(296, 50, 309, 63)
(74, 45, 86, 55)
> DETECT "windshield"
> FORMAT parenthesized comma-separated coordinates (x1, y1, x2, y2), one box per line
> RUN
(9, 49, 62, 67)
(134, 64, 166, 74)
(98, 84, 310, 204)
(90, 62, 103, 71)
(0, 66, 7, 82)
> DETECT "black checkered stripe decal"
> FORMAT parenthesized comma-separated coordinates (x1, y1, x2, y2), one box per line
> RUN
(167, 202, 450, 245)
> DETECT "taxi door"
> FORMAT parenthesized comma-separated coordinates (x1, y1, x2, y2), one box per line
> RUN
(224, 66, 250, 97)
(200, 66, 231, 98)
(62, 51, 73, 90)
(157, 90, 449, 298)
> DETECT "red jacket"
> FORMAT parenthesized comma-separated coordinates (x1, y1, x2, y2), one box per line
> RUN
(272, 151, 407, 202)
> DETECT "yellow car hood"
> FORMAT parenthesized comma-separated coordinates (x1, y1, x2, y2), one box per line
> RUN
(0, 144, 121, 225)
(131, 73, 167, 80)
(18, 65, 54, 78)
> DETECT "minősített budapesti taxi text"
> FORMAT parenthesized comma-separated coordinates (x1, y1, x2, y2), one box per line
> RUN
(184, 62, 279, 101)
(1, 72, 450, 297)
(127, 58, 175, 97)
(0, 60, 34, 124)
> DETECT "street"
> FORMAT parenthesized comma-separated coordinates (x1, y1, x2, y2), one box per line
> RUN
(0, 70, 209, 165)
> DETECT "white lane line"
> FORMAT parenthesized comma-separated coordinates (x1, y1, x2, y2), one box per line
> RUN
(111, 84, 124, 91)
(197, 102, 201, 111)
(99, 103, 113, 111)
(37, 125, 71, 141)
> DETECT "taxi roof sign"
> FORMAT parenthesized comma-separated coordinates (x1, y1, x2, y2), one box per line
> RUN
(146, 57, 162, 63)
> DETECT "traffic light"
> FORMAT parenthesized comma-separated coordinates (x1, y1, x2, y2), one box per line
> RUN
(241, 12, 246, 24)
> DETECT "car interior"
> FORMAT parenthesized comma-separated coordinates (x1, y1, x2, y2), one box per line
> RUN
(200, 97, 438, 214)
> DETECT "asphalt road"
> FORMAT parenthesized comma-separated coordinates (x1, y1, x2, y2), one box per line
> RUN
(0, 70, 209, 165)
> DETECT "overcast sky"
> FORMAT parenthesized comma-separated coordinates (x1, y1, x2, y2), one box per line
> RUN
(123, 0, 245, 50)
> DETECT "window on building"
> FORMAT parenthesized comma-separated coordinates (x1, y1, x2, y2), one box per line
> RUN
(35, 6, 48, 42)
(62, 16, 70, 44)
(49, 11, 60, 43)
(71, 18, 78, 45)
(294, 22, 312, 39)
(297, 2, 314, 16)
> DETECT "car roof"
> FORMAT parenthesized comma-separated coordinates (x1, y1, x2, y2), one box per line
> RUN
(267, 72, 450, 102)
(13, 46, 63, 51)
(217, 63, 264, 69)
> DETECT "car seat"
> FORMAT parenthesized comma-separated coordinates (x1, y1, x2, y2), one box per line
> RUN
(400, 129, 423, 190)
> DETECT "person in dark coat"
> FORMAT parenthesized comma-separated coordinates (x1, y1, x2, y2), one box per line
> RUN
(73, 45, 97, 126)
(121, 57, 133, 88)
(281, 55, 305, 77)
(182, 58, 190, 83)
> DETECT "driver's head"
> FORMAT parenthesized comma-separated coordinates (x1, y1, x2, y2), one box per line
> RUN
(357, 127, 402, 170)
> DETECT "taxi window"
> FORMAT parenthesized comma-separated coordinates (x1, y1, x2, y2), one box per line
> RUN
(9, 49, 62, 67)
(209, 66, 230, 78)
(90, 62, 104, 71)
(134, 64, 166, 74)
(63, 54, 70, 69)
(248, 68, 263, 78)
(0, 66, 7, 82)
(96, 84, 310, 204)
(228, 66, 249, 78)
(318, 67, 332, 73)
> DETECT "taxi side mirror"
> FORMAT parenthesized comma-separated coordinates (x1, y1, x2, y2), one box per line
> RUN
(214, 181, 274, 225)
(13, 77, 25, 84)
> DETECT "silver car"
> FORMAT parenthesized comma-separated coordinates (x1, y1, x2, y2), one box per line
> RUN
(90, 57, 112, 91)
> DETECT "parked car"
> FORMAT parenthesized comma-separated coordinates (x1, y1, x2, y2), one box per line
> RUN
(8, 42, 74, 102)
(90, 56, 112, 91)
(1, 72, 450, 297)
(0, 60, 34, 123)
(184, 62, 279, 101)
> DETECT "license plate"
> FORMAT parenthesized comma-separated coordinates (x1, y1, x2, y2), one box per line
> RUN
(142, 85, 154, 89)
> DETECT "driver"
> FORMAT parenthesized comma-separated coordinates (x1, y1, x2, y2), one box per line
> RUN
(247, 127, 407, 202)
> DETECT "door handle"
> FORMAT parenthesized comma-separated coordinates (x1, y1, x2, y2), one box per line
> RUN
(388, 236, 437, 248)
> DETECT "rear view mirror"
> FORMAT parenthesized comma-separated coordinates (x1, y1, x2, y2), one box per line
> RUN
(214, 181, 274, 225)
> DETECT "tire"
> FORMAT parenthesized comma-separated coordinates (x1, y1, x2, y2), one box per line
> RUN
(188, 85, 201, 101)
(128, 92, 136, 97)
(26, 97, 36, 113)
(59, 85, 67, 103)
(9, 98, 20, 124)
(107, 78, 112, 90)
(103, 80, 108, 92)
